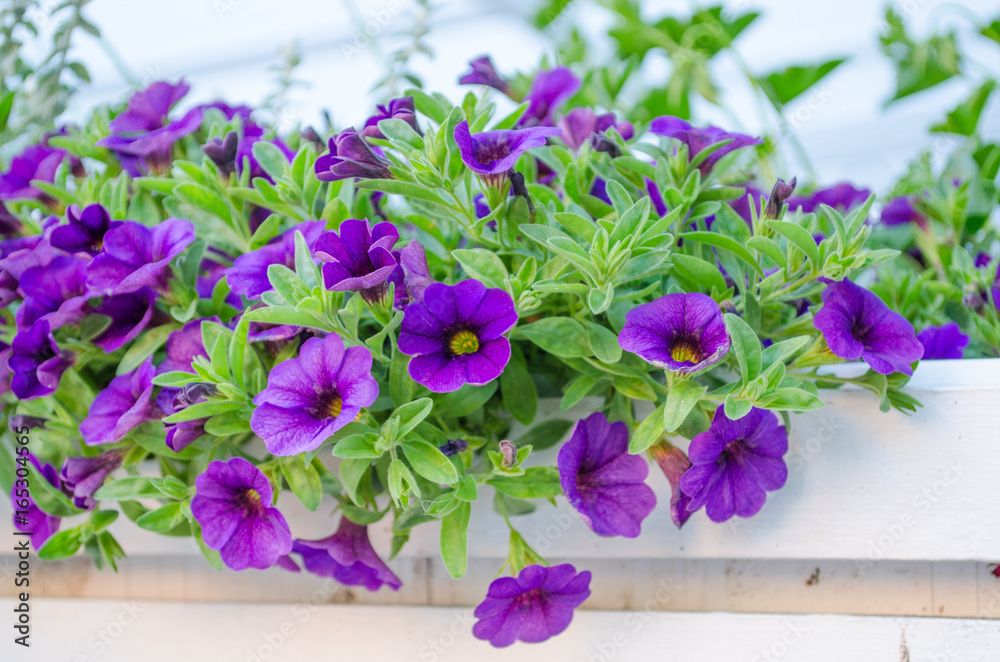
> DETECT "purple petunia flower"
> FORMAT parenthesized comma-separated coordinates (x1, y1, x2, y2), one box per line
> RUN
(650, 116, 763, 176)
(0, 143, 70, 202)
(880, 196, 928, 229)
(80, 357, 162, 446)
(158, 317, 210, 374)
(191, 457, 293, 571)
(472, 564, 592, 647)
(398, 279, 518, 393)
(11, 455, 62, 551)
(399, 240, 434, 305)
(60, 449, 126, 509)
(650, 441, 695, 529)
(618, 293, 731, 373)
(917, 322, 969, 360)
(97, 80, 203, 175)
(813, 278, 923, 375)
(645, 177, 668, 217)
(454, 121, 561, 188)
(9, 320, 74, 400)
(225, 220, 324, 299)
(157, 383, 213, 453)
(680, 406, 788, 522)
(86, 218, 195, 296)
(50, 204, 118, 255)
(251, 333, 379, 455)
(90, 288, 158, 352)
(315, 219, 403, 305)
(459, 56, 511, 95)
(315, 128, 393, 182)
(518, 67, 581, 127)
(556, 108, 633, 152)
(292, 517, 402, 591)
(360, 96, 421, 140)
(15, 255, 89, 332)
(558, 412, 656, 538)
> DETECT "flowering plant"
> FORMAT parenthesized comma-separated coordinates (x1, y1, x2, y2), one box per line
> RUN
(2, 2, 999, 648)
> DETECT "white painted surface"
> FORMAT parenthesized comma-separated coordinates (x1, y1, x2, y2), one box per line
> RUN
(2, 599, 999, 661)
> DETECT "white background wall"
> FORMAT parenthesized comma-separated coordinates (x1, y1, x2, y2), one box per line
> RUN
(41, 0, 1000, 191)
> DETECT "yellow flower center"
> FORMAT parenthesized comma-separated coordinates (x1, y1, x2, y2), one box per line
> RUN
(670, 342, 702, 364)
(449, 330, 480, 356)
(324, 395, 343, 419)
(243, 488, 263, 511)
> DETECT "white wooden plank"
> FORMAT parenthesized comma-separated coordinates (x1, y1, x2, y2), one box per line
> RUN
(2, 599, 999, 661)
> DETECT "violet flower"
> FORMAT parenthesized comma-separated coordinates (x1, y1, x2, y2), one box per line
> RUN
(15, 255, 89, 331)
(472, 564, 591, 647)
(650, 116, 762, 175)
(225, 220, 324, 299)
(251, 333, 379, 455)
(9, 320, 74, 400)
(454, 121, 561, 188)
(557, 108, 634, 153)
(315, 219, 403, 305)
(60, 449, 126, 509)
(679, 406, 788, 522)
(97, 80, 203, 175)
(398, 279, 518, 393)
(80, 357, 162, 446)
(813, 278, 923, 375)
(645, 178, 668, 217)
(90, 288, 158, 352)
(558, 412, 656, 538)
(400, 240, 434, 305)
(618, 293, 731, 373)
(50, 204, 118, 255)
(917, 322, 969, 360)
(11, 456, 61, 550)
(360, 96, 421, 140)
(518, 67, 581, 127)
(789, 182, 870, 214)
(292, 517, 402, 591)
(86, 218, 195, 296)
(881, 196, 928, 229)
(157, 384, 212, 453)
(458, 56, 511, 95)
(315, 128, 393, 182)
(0, 143, 70, 201)
(191, 457, 293, 571)
(650, 441, 695, 529)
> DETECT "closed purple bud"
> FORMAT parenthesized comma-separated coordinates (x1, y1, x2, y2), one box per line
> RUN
(650, 441, 695, 529)
(439, 439, 468, 456)
(202, 131, 240, 177)
(498, 440, 516, 468)
(764, 177, 797, 220)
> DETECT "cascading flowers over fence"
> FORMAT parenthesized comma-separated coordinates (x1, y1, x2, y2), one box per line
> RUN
(1, 46, 995, 647)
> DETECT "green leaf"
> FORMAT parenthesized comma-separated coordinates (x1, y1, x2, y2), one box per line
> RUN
(280, 456, 323, 511)
(242, 305, 326, 329)
(553, 211, 597, 242)
(439, 501, 471, 579)
(252, 141, 290, 181)
(629, 402, 666, 454)
(331, 435, 381, 459)
(354, 179, 450, 206)
(759, 58, 846, 106)
(152, 370, 201, 387)
(500, 347, 538, 425)
(117, 324, 176, 375)
(561, 373, 604, 410)
(664, 379, 707, 432)
(340, 504, 388, 525)
(402, 440, 459, 484)
(389, 346, 414, 408)
(681, 231, 762, 275)
(0, 91, 14, 132)
(724, 313, 762, 383)
(339, 458, 370, 506)
(453, 248, 508, 288)
(930, 80, 996, 136)
(136, 503, 186, 533)
(174, 183, 231, 223)
(389, 398, 434, 439)
(746, 236, 787, 268)
(516, 317, 593, 358)
(767, 220, 820, 267)
(583, 321, 622, 365)
(669, 253, 727, 293)
(756, 387, 824, 412)
(434, 382, 498, 418)
(724, 394, 754, 420)
(163, 399, 241, 423)
(38, 528, 83, 560)
(488, 466, 562, 499)
(94, 477, 162, 501)
(761, 336, 811, 367)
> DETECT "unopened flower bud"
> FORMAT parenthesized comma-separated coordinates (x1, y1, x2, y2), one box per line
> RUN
(764, 176, 797, 220)
(498, 440, 516, 468)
